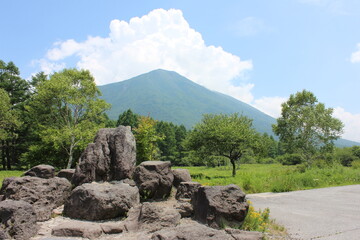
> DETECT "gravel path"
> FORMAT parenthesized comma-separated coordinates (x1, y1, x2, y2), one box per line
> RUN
(247, 185, 360, 240)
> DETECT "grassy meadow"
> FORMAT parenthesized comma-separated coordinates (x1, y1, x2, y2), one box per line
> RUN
(0, 170, 23, 187)
(177, 164, 360, 194)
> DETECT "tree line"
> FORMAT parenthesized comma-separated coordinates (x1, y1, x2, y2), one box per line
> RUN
(1, 60, 355, 176)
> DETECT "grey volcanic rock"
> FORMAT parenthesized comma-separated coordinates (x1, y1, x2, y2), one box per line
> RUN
(174, 200, 193, 217)
(64, 181, 139, 221)
(172, 169, 191, 187)
(24, 164, 55, 179)
(150, 221, 233, 240)
(0, 176, 71, 221)
(57, 169, 75, 181)
(192, 184, 249, 229)
(175, 181, 201, 200)
(52, 221, 103, 239)
(133, 161, 174, 200)
(125, 202, 181, 232)
(0, 200, 38, 240)
(225, 228, 263, 240)
(72, 126, 136, 186)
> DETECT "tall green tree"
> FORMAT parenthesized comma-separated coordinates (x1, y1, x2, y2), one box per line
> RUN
(27, 68, 110, 168)
(117, 109, 139, 129)
(186, 113, 258, 176)
(134, 116, 164, 164)
(273, 90, 343, 165)
(0, 60, 30, 169)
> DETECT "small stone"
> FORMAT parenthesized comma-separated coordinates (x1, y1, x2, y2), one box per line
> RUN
(24, 164, 55, 179)
(52, 221, 102, 239)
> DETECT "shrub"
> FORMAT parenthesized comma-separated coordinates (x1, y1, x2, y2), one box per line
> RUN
(241, 200, 270, 232)
(352, 160, 360, 169)
(276, 153, 304, 165)
(336, 149, 359, 167)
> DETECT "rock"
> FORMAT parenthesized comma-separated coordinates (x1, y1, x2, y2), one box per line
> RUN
(150, 221, 234, 240)
(133, 161, 174, 200)
(172, 169, 191, 187)
(57, 169, 75, 181)
(24, 164, 55, 179)
(174, 199, 193, 217)
(225, 228, 263, 240)
(0, 200, 38, 240)
(72, 126, 136, 186)
(0, 176, 72, 221)
(100, 222, 125, 234)
(64, 181, 139, 221)
(192, 184, 249, 229)
(175, 181, 201, 200)
(124, 202, 181, 233)
(52, 221, 103, 239)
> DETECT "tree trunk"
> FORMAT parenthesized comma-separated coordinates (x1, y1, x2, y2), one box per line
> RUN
(231, 159, 236, 177)
(1, 140, 5, 170)
(6, 140, 11, 170)
(66, 137, 75, 169)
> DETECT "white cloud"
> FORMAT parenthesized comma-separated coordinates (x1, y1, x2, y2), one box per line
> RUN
(351, 43, 360, 63)
(37, 8, 252, 101)
(333, 107, 360, 142)
(253, 97, 287, 118)
(234, 17, 269, 37)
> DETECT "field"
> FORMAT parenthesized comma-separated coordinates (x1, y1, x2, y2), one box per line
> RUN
(178, 164, 360, 193)
(0, 170, 23, 187)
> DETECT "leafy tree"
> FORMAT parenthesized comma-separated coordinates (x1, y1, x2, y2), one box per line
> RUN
(0, 60, 30, 169)
(273, 90, 343, 165)
(134, 116, 164, 164)
(117, 109, 139, 129)
(0, 89, 21, 141)
(27, 68, 110, 168)
(156, 121, 177, 160)
(186, 113, 258, 176)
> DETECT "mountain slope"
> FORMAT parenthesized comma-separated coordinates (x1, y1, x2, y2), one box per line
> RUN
(99, 69, 359, 147)
(99, 69, 276, 134)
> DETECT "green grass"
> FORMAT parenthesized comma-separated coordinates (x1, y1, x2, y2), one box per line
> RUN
(0, 170, 23, 187)
(177, 164, 360, 193)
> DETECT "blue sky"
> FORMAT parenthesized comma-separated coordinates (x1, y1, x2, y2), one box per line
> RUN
(1, 0, 360, 141)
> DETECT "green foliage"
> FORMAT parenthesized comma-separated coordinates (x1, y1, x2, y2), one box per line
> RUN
(26, 68, 110, 168)
(134, 116, 164, 164)
(117, 109, 139, 129)
(241, 201, 270, 232)
(0, 89, 21, 140)
(335, 147, 359, 167)
(273, 90, 344, 166)
(186, 113, 259, 176)
(276, 153, 304, 165)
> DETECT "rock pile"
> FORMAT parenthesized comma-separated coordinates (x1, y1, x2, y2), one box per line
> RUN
(0, 126, 262, 240)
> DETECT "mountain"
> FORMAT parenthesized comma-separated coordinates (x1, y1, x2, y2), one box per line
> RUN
(99, 69, 359, 147)
(99, 69, 276, 134)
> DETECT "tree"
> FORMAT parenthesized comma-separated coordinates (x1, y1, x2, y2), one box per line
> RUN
(186, 113, 258, 176)
(273, 90, 343, 165)
(117, 109, 139, 129)
(27, 68, 110, 168)
(0, 60, 30, 169)
(134, 116, 164, 164)
(0, 89, 21, 140)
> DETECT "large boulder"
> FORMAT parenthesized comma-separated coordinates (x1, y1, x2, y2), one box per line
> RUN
(133, 161, 174, 200)
(64, 181, 140, 221)
(57, 168, 75, 181)
(192, 184, 249, 229)
(0, 200, 38, 240)
(0, 176, 72, 221)
(23, 164, 55, 179)
(72, 126, 136, 186)
(172, 169, 192, 187)
(175, 181, 201, 200)
(124, 202, 181, 233)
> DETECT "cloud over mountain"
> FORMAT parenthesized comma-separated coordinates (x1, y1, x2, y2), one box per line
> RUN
(38, 8, 252, 102)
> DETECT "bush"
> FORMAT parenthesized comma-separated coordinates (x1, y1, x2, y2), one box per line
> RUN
(241, 200, 270, 232)
(276, 153, 304, 165)
(351, 160, 360, 169)
(336, 149, 359, 167)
